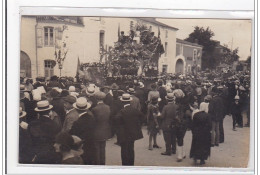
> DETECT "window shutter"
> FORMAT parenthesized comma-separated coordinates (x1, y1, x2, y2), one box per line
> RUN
(36, 27, 43, 48)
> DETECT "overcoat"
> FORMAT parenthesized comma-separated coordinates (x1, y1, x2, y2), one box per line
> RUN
(114, 105, 144, 143)
(190, 111, 211, 160)
(92, 103, 112, 141)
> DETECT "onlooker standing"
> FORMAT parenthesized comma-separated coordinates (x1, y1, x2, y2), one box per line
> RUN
(70, 97, 96, 165)
(190, 105, 211, 165)
(28, 100, 61, 164)
(62, 95, 78, 132)
(147, 97, 161, 150)
(114, 94, 144, 166)
(160, 93, 177, 156)
(128, 88, 141, 111)
(92, 91, 112, 165)
(230, 95, 242, 131)
(208, 90, 224, 147)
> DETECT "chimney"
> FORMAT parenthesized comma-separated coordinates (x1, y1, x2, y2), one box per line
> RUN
(194, 39, 198, 44)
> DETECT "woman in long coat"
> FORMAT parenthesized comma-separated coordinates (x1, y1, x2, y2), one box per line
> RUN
(189, 105, 211, 165)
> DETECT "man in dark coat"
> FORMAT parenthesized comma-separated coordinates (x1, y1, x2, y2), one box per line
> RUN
(135, 82, 146, 114)
(70, 97, 96, 165)
(28, 100, 61, 164)
(92, 91, 112, 165)
(62, 95, 78, 132)
(50, 89, 66, 124)
(190, 108, 211, 165)
(208, 90, 224, 146)
(157, 80, 167, 112)
(103, 86, 113, 108)
(160, 93, 178, 156)
(114, 93, 144, 166)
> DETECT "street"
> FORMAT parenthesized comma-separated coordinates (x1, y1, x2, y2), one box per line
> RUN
(105, 115, 250, 167)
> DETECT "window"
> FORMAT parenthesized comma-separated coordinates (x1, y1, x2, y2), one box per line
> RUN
(44, 60, 55, 78)
(162, 65, 168, 73)
(166, 30, 168, 38)
(193, 49, 197, 61)
(165, 42, 168, 57)
(44, 27, 54, 46)
(99, 30, 105, 49)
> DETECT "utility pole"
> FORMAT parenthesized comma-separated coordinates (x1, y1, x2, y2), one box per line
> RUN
(231, 37, 233, 51)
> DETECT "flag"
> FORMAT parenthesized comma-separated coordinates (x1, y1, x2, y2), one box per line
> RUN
(76, 57, 84, 80)
(118, 23, 120, 41)
(158, 27, 160, 38)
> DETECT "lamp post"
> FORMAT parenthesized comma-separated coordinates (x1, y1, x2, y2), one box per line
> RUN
(55, 47, 68, 77)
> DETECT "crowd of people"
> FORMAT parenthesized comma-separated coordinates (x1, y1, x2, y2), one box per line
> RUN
(19, 71, 250, 166)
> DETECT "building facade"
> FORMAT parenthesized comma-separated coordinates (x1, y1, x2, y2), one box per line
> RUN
(20, 16, 179, 80)
(176, 38, 203, 74)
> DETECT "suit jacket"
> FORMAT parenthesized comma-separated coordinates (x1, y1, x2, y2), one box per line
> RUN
(104, 93, 113, 108)
(51, 97, 66, 123)
(92, 103, 112, 141)
(62, 109, 79, 132)
(130, 95, 141, 111)
(208, 96, 224, 122)
(70, 111, 95, 142)
(114, 105, 144, 143)
(160, 102, 178, 131)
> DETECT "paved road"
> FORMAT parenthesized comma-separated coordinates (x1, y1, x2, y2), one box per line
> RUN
(105, 115, 250, 168)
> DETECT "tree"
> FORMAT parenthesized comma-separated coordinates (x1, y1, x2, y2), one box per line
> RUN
(185, 26, 217, 69)
(219, 45, 240, 65)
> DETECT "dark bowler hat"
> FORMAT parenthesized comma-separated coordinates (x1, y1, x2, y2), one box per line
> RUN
(120, 93, 133, 102)
(110, 83, 119, 90)
(64, 95, 77, 104)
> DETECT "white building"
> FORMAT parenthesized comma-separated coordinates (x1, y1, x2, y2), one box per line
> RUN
(20, 16, 179, 80)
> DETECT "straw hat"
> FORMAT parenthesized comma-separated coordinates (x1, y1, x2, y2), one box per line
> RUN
(95, 91, 106, 101)
(138, 82, 144, 88)
(19, 107, 27, 118)
(73, 97, 91, 110)
(86, 86, 96, 96)
(165, 93, 175, 101)
(35, 100, 53, 112)
(69, 86, 76, 92)
(234, 95, 240, 100)
(127, 88, 136, 94)
(120, 93, 133, 102)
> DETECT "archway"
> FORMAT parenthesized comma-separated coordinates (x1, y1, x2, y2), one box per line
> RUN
(20, 51, 31, 78)
(175, 59, 184, 74)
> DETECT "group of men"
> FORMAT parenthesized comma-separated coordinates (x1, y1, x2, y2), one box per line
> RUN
(19, 71, 250, 166)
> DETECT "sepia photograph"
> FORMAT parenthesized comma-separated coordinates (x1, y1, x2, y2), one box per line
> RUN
(19, 16, 252, 168)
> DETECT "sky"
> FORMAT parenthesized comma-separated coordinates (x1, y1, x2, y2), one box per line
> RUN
(157, 18, 252, 60)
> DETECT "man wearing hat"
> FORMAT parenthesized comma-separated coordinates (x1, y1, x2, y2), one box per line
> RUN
(208, 90, 224, 147)
(157, 79, 167, 112)
(103, 85, 113, 109)
(85, 86, 98, 110)
(28, 100, 61, 164)
(70, 97, 96, 165)
(128, 88, 141, 111)
(114, 93, 144, 166)
(92, 91, 112, 165)
(62, 95, 78, 132)
(160, 93, 178, 156)
(19, 107, 34, 163)
(135, 82, 147, 114)
(49, 89, 66, 124)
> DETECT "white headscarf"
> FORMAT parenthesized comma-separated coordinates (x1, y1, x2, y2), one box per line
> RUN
(200, 102, 209, 113)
